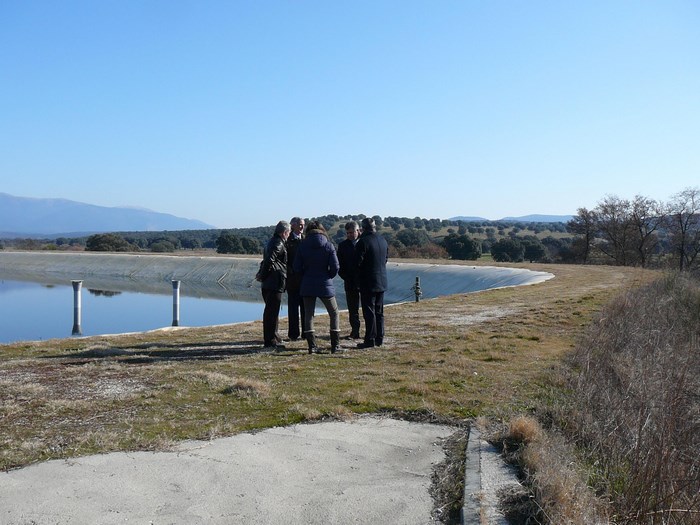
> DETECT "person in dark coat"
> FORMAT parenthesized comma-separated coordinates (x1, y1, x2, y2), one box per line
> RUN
(285, 216, 306, 341)
(260, 220, 290, 350)
(355, 217, 388, 349)
(293, 220, 341, 353)
(337, 220, 361, 339)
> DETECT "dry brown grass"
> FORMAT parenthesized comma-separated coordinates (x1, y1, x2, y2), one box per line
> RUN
(566, 272, 700, 525)
(0, 261, 656, 521)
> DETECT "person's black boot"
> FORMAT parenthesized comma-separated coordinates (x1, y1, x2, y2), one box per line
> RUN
(330, 330, 342, 354)
(305, 331, 317, 354)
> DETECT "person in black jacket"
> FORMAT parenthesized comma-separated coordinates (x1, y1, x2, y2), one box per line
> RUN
(285, 217, 306, 341)
(355, 217, 388, 349)
(260, 220, 291, 350)
(337, 220, 361, 339)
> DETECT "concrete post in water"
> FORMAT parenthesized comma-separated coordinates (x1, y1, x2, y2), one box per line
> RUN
(71, 280, 82, 335)
(172, 280, 181, 326)
(412, 276, 422, 302)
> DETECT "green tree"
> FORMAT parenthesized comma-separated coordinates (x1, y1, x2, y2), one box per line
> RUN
(85, 234, 133, 252)
(215, 231, 243, 254)
(442, 233, 481, 260)
(396, 228, 430, 247)
(521, 237, 546, 262)
(150, 240, 176, 252)
(490, 238, 524, 262)
(181, 238, 202, 250)
(240, 237, 262, 254)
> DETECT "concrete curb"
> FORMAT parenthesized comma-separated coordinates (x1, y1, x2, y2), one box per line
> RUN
(462, 427, 483, 524)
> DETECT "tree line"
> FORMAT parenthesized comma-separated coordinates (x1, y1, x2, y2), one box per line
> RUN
(3, 191, 697, 272)
(567, 187, 699, 271)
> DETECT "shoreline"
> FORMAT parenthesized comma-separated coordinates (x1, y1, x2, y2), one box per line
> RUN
(0, 251, 553, 305)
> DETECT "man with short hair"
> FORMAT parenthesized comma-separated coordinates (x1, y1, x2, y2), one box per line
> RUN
(355, 217, 388, 349)
(285, 217, 305, 340)
(337, 220, 361, 339)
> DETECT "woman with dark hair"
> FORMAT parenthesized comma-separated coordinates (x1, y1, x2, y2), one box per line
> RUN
(293, 220, 341, 353)
(260, 220, 291, 350)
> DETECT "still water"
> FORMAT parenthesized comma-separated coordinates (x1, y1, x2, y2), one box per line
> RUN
(0, 253, 554, 345)
(0, 279, 271, 344)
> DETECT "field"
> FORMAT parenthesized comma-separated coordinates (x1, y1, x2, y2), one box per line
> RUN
(0, 260, 653, 474)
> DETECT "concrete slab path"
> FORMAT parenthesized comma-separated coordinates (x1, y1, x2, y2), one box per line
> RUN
(1, 417, 457, 525)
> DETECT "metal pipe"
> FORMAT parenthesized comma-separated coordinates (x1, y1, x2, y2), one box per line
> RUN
(71, 280, 82, 335)
(172, 280, 181, 326)
(412, 276, 422, 302)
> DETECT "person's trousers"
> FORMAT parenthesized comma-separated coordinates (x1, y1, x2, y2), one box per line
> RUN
(302, 296, 340, 337)
(262, 288, 283, 346)
(287, 289, 305, 340)
(344, 283, 361, 336)
(360, 290, 384, 345)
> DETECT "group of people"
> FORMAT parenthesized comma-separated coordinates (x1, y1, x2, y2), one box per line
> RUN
(258, 217, 388, 354)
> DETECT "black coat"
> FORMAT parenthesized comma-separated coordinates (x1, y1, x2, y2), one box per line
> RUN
(261, 235, 288, 292)
(355, 231, 388, 293)
(285, 232, 304, 293)
(337, 238, 359, 289)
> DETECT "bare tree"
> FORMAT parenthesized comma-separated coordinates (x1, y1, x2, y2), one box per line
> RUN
(596, 195, 636, 266)
(629, 195, 663, 268)
(666, 187, 700, 271)
(567, 207, 597, 263)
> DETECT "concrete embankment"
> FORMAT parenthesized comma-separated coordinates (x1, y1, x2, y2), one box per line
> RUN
(0, 251, 553, 304)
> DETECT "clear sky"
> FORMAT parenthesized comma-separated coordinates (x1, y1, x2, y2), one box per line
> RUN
(2, 1, 698, 228)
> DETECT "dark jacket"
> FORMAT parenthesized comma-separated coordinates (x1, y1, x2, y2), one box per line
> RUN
(337, 238, 359, 290)
(355, 230, 388, 292)
(261, 234, 288, 292)
(293, 229, 339, 298)
(285, 232, 304, 293)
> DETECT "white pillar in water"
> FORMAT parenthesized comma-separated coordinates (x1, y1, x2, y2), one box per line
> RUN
(172, 280, 181, 326)
(71, 280, 83, 335)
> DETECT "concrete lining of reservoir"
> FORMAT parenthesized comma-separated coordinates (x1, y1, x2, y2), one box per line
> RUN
(0, 251, 553, 305)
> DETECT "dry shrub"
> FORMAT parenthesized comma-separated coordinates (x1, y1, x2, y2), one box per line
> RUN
(509, 415, 542, 445)
(568, 272, 700, 524)
(289, 404, 322, 421)
(522, 433, 609, 524)
(491, 416, 608, 524)
(220, 377, 271, 399)
(190, 371, 270, 398)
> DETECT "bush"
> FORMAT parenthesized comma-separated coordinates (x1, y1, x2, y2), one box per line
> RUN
(85, 234, 133, 252)
(442, 233, 481, 260)
(491, 238, 524, 262)
(568, 273, 700, 524)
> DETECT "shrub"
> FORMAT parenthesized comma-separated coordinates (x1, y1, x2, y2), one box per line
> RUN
(568, 273, 700, 524)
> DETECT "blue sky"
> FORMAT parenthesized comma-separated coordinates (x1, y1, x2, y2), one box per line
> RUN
(2, 1, 698, 228)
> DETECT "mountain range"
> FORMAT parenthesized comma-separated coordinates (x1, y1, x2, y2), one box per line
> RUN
(0, 193, 215, 238)
(1, 193, 573, 238)
(449, 214, 573, 223)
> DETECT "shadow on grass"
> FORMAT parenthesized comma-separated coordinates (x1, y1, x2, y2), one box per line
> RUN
(37, 340, 281, 364)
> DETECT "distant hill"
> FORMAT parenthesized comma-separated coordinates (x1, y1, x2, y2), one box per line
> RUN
(448, 216, 489, 222)
(0, 193, 215, 237)
(499, 214, 573, 223)
(450, 214, 573, 223)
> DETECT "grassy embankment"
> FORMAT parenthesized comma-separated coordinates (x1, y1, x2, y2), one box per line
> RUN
(0, 261, 653, 474)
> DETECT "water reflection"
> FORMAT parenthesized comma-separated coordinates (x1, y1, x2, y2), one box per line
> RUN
(88, 289, 122, 297)
(0, 277, 270, 344)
